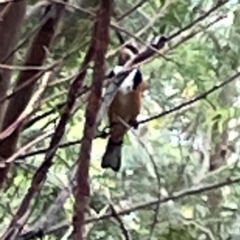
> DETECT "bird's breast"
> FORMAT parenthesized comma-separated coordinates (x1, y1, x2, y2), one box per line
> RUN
(109, 89, 142, 122)
(118, 91, 130, 105)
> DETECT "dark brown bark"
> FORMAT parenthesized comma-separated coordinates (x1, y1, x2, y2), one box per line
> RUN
(0, 3, 65, 189)
(73, 0, 113, 239)
(0, 1, 26, 129)
(0, 31, 96, 240)
(0, 3, 69, 239)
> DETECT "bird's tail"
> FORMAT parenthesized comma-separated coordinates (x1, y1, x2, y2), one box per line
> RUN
(101, 139, 122, 172)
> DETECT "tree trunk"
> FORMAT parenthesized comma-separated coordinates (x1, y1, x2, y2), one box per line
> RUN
(0, 3, 65, 189)
(0, 1, 26, 129)
(73, 0, 113, 239)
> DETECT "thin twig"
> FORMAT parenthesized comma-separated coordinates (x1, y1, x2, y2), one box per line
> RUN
(117, 0, 148, 21)
(0, 71, 52, 141)
(4, 130, 53, 166)
(110, 204, 131, 240)
(41, 175, 240, 237)
(137, 71, 240, 125)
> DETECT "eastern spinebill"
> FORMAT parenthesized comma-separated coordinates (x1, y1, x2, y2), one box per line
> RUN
(101, 43, 146, 172)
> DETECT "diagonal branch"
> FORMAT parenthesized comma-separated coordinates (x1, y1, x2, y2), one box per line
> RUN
(38, 175, 240, 238)
(110, 204, 131, 240)
(0, 71, 52, 142)
(0, 37, 95, 239)
(0, 7, 97, 240)
(116, 0, 148, 21)
(169, 0, 228, 40)
(137, 71, 240, 125)
(0, 0, 26, 131)
(0, 2, 66, 190)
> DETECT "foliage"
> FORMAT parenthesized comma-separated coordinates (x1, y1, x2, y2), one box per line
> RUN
(1, 0, 240, 239)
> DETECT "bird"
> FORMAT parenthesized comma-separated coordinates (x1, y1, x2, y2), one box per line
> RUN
(101, 44, 146, 172)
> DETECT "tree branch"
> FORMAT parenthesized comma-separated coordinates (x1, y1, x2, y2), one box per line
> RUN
(137, 71, 240, 125)
(73, 0, 112, 239)
(0, 2, 66, 190)
(35, 175, 240, 238)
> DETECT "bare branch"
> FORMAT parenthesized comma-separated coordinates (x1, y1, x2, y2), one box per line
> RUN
(73, 0, 112, 239)
(38, 175, 240, 237)
(110, 204, 131, 240)
(137, 71, 240, 125)
(0, 1, 69, 238)
(0, 0, 26, 130)
(117, 0, 148, 21)
(0, 2, 68, 190)
(0, 71, 52, 142)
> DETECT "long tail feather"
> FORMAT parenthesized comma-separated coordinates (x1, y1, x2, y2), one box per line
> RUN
(101, 139, 122, 172)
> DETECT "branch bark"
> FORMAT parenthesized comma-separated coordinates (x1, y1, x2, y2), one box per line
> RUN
(0, 2, 68, 238)
(27, 174, 240, 238)
(73, 0, 113, 239)
(0, 2, 66, 189)
(0, 1, 26, 129)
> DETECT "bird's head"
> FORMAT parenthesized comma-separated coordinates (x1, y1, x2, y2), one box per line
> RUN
(117, 42, 139, 65)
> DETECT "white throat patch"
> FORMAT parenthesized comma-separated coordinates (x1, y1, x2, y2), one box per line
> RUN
(112, 66, 138, 95)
